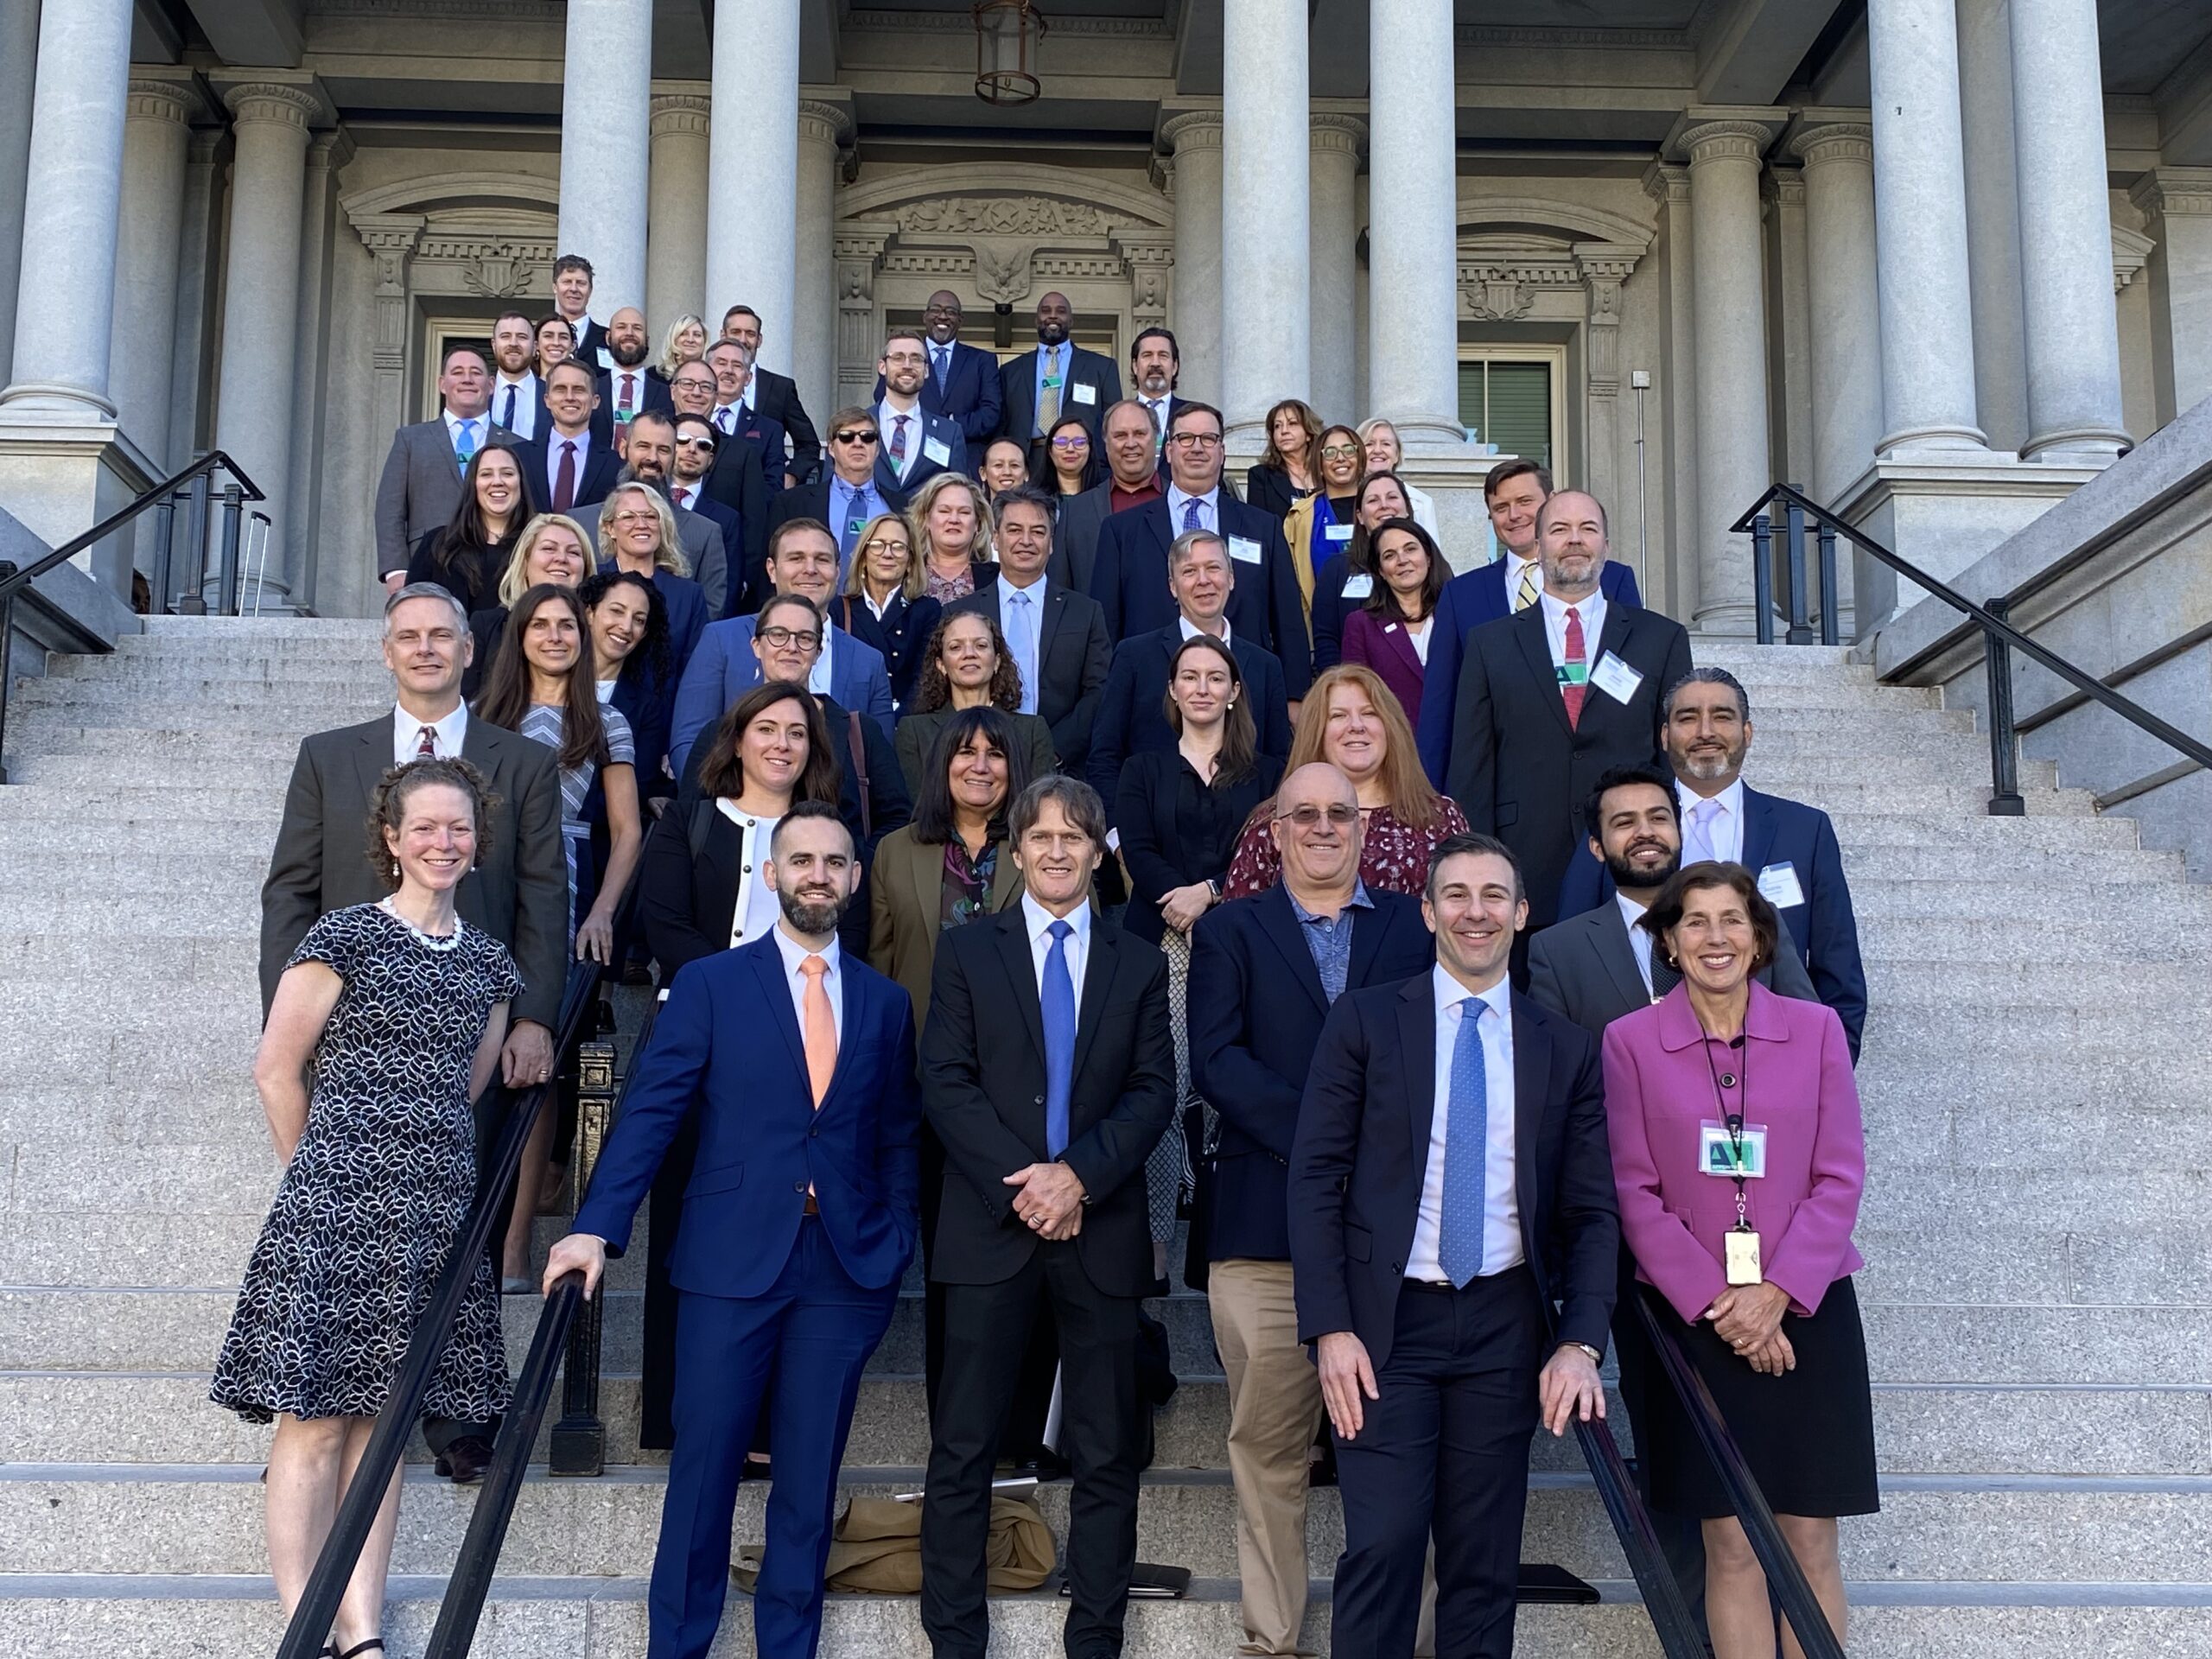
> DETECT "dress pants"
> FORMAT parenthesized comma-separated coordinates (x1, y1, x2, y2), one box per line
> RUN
(1332, 1267, 1542, 1659)
(1209, 1258, 1325, 1656)
(651, 1217, 897, 1659)
(921, 1243, 1141, 1659)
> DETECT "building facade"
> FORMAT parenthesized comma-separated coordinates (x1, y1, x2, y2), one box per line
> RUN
(0, 0, 2207, 634)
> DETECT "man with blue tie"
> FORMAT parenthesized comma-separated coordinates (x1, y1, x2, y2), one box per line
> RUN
(874, 290, 1002, 455)
(544, 803, 921, 1659)
(996, 291, 1122, 462)
(1289, 832, 1618, 1659)
(487, 310, 545, 443)
(372, 342, 504, 594)
(874, 329, 969, 495)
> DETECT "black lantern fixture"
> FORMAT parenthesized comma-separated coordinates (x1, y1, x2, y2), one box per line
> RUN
(973, 0, 1047, 105)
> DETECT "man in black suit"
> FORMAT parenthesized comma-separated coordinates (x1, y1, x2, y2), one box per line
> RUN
(596, 306, 669, 432)
(770, 405, 907, 578)
(517, 360, 620, 517)
(1051, 400, 1166, 594)
(1090, 399, 1312, 699)
(1128, 326, 1182, 479)
(948, 486, 1111, 777)
(1187, 761, 1434, 1659)
(486, 309, 549, 444)
(721, 303, 823, 486)
(918, 776, 1175, 1659)
(1290, 832, 1618, 1659)
(259, 584, 569, 1484)
(1445, 490, 1693, 943)
(874, 289, 1003, 454)
(551, 252, 607, 367)
(997, 290, 1122, 461)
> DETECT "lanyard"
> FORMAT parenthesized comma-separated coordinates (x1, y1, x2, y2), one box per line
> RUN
(1696, 1019, 1752, 1231)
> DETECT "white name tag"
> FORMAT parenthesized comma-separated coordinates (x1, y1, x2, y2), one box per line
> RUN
(1700, 1122, 1768, 1179)
(1341, 573, 1375, 599)
(1325, 522, 1354, 543)
(1229, 535, 1262, 566)
(1071, 382, 1097, 405)
(923, 435, 951, 467)
(1758, 861, 1807, 910)
(1589, 651, 1643, 705)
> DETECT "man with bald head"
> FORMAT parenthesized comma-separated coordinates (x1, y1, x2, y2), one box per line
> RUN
(597, 304, 671, 430)
(1186, 762, 1434, 1657)
(997, 290, 1122, 462)
(1444, 490, 1692, 946)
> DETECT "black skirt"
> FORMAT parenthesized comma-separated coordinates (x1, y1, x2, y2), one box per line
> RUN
(1637, 1275, 1879, 1521)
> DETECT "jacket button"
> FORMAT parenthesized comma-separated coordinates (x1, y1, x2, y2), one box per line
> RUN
(1034, 1094, 1045, 1105)
(792, 1180, 806, 1192)
(809, 1126, 818, 1137)
(1391, 1262, 1402, 1274)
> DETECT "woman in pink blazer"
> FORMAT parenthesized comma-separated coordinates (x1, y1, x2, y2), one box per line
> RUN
(1601, 861, 1875, 1659)
(1339, 518, 1446, 731)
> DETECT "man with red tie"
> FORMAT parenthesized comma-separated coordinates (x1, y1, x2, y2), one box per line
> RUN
(597, 306, 672, 435)
(518, 360, 618, 516)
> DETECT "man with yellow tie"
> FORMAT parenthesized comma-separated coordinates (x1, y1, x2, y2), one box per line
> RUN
(545, 801, 921, 1659)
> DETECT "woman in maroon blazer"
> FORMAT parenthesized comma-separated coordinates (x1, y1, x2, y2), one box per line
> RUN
(1600, 861, 1875, 1659)
(1339, 517, 1446, 731)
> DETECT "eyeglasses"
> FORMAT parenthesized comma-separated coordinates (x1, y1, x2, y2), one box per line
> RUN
(1319, 444, 1361, 461)
(1050, 435, 1089, 451)
(758, 626, 822, 650)
(1168, 432, 1223, 450)
(671, 378, 715, 394)
(833, 430, 880, 446)
(609, 511, 660, 528)
(1273, 804, 1359, 828)
(862, 537, 911, 556)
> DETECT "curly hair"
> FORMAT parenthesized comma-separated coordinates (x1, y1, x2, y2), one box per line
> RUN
(915, 609, 1023, 714)
(367, 756, 496, 890)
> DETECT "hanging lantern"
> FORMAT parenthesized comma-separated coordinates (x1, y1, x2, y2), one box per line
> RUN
(973, 0, 1047, 106)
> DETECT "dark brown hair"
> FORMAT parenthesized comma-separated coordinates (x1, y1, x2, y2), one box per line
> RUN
(472, 583, 608, 771)
(1483, 456, 1553, 502)
(367, 757, 495, 890)
(1637, 861, 1779, 974)
(1344, 469, 1414, 575)
(1364, 518, 1447, 624)
(1162, 634, 1258, 786)
(916, 610, 1023, 715)
(696, 681, 843, 808)
(1306, 423, 1365, 493)
(1260, 398, 1322, 474)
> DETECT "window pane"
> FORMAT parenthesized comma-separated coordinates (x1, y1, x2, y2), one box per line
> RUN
(1484, 362, 1552, 467)
(1457, 362, 1487, 434)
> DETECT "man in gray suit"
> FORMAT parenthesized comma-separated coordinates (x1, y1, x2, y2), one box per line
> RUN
(565, 409, 730, 614)
(1050, 399, 1165, 594)
(258, 583, 569, 1484)
(373, 342, 505, 594)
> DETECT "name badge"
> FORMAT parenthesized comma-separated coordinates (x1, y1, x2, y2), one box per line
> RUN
(1757, 861, 1807, 910)
(1700, 1122, 1768, 1179)
(1341, 573, 1375, 599)
(1325, 523, 1354, 543)
(1071, 381, 1097, 405)
(1229, 535, 1262, 565)
(1589, 651, 1643, 705)
(923, 435, 951, 467)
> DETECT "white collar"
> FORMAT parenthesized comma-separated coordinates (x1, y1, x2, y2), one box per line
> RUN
(1021, 892, 1091, 947)
(1178, 613, 1231, 645)
(772, 922, 841, 978)
(1677, 775, 1745, 824)
(1433, 963, 1511, 1025)
(442, 408, 486, 437)
(1166, 482, 1219, 514)
(1539, 584, 1603, 628)
(495, 370, 537, 387)
(394, 701, 467, 759)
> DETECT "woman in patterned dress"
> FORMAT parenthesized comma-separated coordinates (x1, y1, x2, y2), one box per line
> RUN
(213, 758, 520, 1659)
(1221, 661, 1470, 900)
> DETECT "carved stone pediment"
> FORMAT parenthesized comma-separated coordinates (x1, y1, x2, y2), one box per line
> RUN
(895, 196, 1132, 239)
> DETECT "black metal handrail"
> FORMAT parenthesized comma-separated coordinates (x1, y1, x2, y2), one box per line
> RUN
(1735, 481, 2212, 817)
(1636, 1296, 1847, 1659)
(1568, 1398, 1706, 1655)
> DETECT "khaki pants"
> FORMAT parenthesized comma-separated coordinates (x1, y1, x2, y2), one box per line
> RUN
(1209, 1258, 1326, 1656)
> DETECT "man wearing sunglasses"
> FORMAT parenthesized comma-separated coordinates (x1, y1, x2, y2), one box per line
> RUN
(771, 406, 907, 581)
(670, 415, 748, 611)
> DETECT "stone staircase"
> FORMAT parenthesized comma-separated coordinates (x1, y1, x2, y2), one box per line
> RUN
(0, 614, 2208, 1656)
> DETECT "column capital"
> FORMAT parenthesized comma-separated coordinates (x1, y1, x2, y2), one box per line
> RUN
(126, 69, 202, 127)
(1308, 111, 1366, 157)
(1159, 109, 1224, 154)
(798, 98, 854, 148)
(215, 76, 329, 130)
(2128, 167, 2212, 226)
(1668, 105, 1785, 168)
(650, 89, 713, 139)
(308, 128, 357, 174)
(1785, 111, 1874, 169)
(1762, 164, 1806, 209)
(1642, 162, 1691, 207)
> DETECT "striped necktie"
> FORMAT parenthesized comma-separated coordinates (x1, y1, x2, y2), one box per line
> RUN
(1514, 562, 1540, 611)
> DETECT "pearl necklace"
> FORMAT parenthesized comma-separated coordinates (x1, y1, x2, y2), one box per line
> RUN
(378, 897, 463, 952)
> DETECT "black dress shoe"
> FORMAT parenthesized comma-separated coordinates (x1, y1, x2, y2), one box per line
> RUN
(434, 1435, 494, 1484)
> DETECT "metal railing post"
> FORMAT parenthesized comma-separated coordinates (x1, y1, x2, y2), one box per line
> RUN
(1783, 494, 1812, 645)
(1815, 521, 1840, 647)
(0, 569, 16, 785)
(550, 1035, 619, 1476)
(1749, 513, 1775, 645)
(149, 493, 178, 615)
(1982, 596, 2026, 816)
(176, 474, 212, 615)
(213, 482, 245, 618)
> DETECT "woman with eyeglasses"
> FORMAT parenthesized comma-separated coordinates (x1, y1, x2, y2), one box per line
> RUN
(594, 480, 708, 678)
(1356, 419, 1441, 533)
(1246, 397, 1322, 519)
(1341, 518, 1447, 730)
(405, 442, 533, 620)
(834, 510, 942, 714)
(1032, 414, 1103, 505)
(1280, 423, 1369, 626)
(461, 512, 594, 697)
(1222, 663, 1467, 899)
(893, 610, 1057, 798)
(1310, 469, 1421, 672)
(911, 472, 995, 604)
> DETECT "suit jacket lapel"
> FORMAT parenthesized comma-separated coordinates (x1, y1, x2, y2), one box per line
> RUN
(1738, 786, 1779, 875)
(1255, 887, 1330, 1015)
(748, 941, 811, 1084)
(1378, 619, 1425, 682)
(1594, 906, 1654, 1016)
(356, 719, 396, 810)
(995, 910, 1049, 1068)
(1070, 918, 1118, 1083)
(1510, 997, 1549, 1239)
(1037, 587, 1067, 664)
(1397, 979, 1438, 1179)
(1513, 608, 1573, 736)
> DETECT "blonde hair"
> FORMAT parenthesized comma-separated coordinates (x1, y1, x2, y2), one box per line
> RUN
(594, 483, 688, 577)
(910, 471, 994, 568)
(497, 512, 594, 607)
(841, 510, 924, 602)
(1285, 663, 1446, 832)
(656, 313, 708, 378)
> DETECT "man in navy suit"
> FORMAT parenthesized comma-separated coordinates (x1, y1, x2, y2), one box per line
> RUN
(1186, 762, 1434, 1659)
(1289, 832, 1617, 1659)
(1090, 399, 1312, 700)
(997, 290, 1122, 459)
(1417, 459, 1643, 787)
(874, 327, 969, 494)
(548, 802, 920, 1659)
(872, 290, 1002, 454)
(516, 360, 620, 515)
(597, 306, 671, 430)
(486, 310, 550, 444)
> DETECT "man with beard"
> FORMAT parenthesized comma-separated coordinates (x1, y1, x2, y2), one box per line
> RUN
(548, 801, 920, 1659)
(597, 306, 672, 430)
(1128, 326, 1181, 476)
(486, 309, 547, 442)
(874, 328, 969, 493)
(997, 290, 1122, 460)
(874, 289, 1002, 449)
(566, 410, 730, 618)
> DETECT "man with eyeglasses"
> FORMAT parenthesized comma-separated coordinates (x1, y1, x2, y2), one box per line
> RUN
(872, 289, 1002, 452)
(701, 340, 788, 499)
(691, 342, 773, 597)
(1185, 761, 1433, 1659)
(874, 328, 969, 494)
(1090, 400, 1312, 701)
(566, 410, 731, 619)
(670, 414, 747, 607)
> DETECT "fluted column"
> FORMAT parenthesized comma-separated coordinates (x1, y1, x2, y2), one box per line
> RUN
(1308, 113, 1363, 423)
(109, 73, 196, 459)
(1221, 0, 1309, 435)
(1, 0, 133, 416)
(1683, 119, 1772, 632)
(709, 0, 798, 366)
(0, 0, 41, 389)
(793, 98, 849, 431)
(1867, 0, 1988, 453)
(1792, 120, 1882, 507)
(1160, 111, 1223, 402)
(2130, 169, 2212, 424)
(645, 89, 710, 334)
(557, 0, 652, 313)
(2008, 0, 2127, 460)
(1367, 0, 1464, 448)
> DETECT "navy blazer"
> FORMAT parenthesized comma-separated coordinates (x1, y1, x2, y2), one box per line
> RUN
(573, 936, 921, 1299)
(1188, 888, 1434, 1263)
(874, 408, 969, 496)
(1085, 624, 1294, 818)
(608, 659, 677, 804)
(947, 576, 1114, 776)
(700, 430, 772, 608)
(666, 616, 895, 776)
(739, 405, 790, 496)
(1089, 496, 1313, 697)
(1287, 979, 1619, 1369)
(834, 589, 941, 714)
(518, 433, 621, 516)
(1416, 557, 1643, 787)
(1554, 783, 1867, 1060)
(674, 488, 747, 616)
(875, 340, 1005, 447)
(595, 562, 709, 690)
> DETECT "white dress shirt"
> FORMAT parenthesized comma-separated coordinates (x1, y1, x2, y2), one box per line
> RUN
(1020, 892, 1091, 1009)
(1138, 394, 1173, 444)
(1408, 966, 1522, 1282)
(392, 702, 468, 766)
(1177, 613, 1232, 646)
(543, 426, 592, 504)
(1502, 548, 1541, 607)
(876, 397, 924, 482)
(1538, 586, 1608, 675)
(998, 573, 1047, 715)
(771, 924, 844, 1048)
(1676, 777, 1746, 867)
(1618, 892, 1657, 997)
(442, 408, 486, 464)
(711, 402, 742, 437)
(1165, 484, 1220, 536)
(492, 374, 540, 442)
(715, 800, 785, 946)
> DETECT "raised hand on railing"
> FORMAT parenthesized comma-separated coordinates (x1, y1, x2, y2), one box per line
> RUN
(543, 1230, 607, 1300)
(1538, 1343, 1606, 1436)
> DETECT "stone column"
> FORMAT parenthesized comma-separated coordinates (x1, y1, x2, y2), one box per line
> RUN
(645, 89, 710, 334)
(2130, 168, 2212, 425)
(285, 130, 349, 611)
(1, 0, 133, 416)
(167, 129, 222, 466)
(1221, 0, 1309, 435)
(0, 0, 42, 390)
(1682, 119, 1772, 632)
(709, 0, 798, 367)
(1160, 111, 1224, 403)
(557, 0, 652, 313)
(1955, 0, 2028, 454)
(211, 79, 319, 569)
(109, 73, 197, 461)
(1367, 0, 1464, 448)
(792, 98, 849, 431)
(1576, 245, 1639, 515)
(1308, 113, 1363, 423)
(2007, 0, 2127, 461)
(1643, 162, 1700, 618)
(1866, 0, 1988, 453)
(1792, 120, 1883, 507)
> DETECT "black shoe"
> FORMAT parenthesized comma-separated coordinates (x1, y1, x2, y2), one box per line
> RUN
(434, 1435, 494, 1484)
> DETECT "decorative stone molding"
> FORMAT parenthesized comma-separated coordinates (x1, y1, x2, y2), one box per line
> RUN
(308, 128, 356, 174)
(844, 7, 1169, 36)
(1575, 243, 1643, 396)
(797, 99, 852, 149)
(1159, 111, 1224, 153)
(1117, 233, 1174, 328)
(2110, 224, 2152, 295)
(1681, 120, 1771, 168)
(316, 0, 557, 14)
(1455, 24, 1688, 48)
(1642, 162, 1691, 209)
(2128, 167, 2212, 227)
(349, 213, 426, 403)
(650, 93, 712, 140)
(1762, 168, 1806, 209)
(221, 81, 322, 130)
(126, 75, 199, 127)
(1789, 122, 1873, 169)
(893, 196, 1137, 238)
(1308, 112, 1366, 158)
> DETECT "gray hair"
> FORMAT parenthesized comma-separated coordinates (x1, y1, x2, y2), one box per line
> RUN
(1662, 666, 1751, 723)
(594, 481, 688, 577)
(706, 337, 754, 369)
(1168, 527, 1228, 573)
(383, 582, 469, 634)
(1009, 774, 1108, 848)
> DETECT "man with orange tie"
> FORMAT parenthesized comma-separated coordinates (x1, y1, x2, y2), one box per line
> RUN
(546, 801, 921, 1659)
(1443, 491, 1691, 952)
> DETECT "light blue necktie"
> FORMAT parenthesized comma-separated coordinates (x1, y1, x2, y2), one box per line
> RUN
(1437, 996, 1489, 1287)
(1008, 588, 1039, 715)
(1041, 920, 1075, 1159)
(454, 418, 477, 473)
